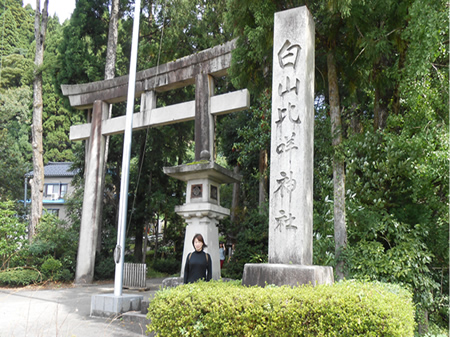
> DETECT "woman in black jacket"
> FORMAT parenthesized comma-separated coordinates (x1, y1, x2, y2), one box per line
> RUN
(184, 233, 212, 284)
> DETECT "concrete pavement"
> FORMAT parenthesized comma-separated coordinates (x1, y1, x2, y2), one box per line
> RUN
(0, 278, 164, 337)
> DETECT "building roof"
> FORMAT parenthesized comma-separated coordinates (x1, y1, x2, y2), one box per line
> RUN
(26, 162, 78, 178)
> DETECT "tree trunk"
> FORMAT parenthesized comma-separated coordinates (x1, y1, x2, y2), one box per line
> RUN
(349, 103, 363, 135)
(142, 220, 149, 263)
(134, 222, 143, 262)
(142, 171, 152, 263)
(133, 134, 148, 262)
(418, 309, 429, 335)
(30, 0, 49, 243)
(258, 148, 268, 211)
(230, 165, 240, 223)
(104, 0, 119, 81)
(162, 218, 167, 246)
(373, 86, 388, 130)
(327, 52, 347, 281)
(153, 212, 159, 261)
(96, 0, 120, 253)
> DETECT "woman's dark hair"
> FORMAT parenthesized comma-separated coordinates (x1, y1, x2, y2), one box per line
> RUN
(192, 233, 207, 248)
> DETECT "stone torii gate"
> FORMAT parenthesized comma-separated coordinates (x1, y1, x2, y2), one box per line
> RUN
(62, 40, 249, 284)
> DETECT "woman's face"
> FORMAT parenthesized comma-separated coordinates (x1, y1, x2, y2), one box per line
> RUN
(194, 238, 203, 252)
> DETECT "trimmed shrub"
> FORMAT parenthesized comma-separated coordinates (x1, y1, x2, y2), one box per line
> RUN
(40, 256, 63, 280)
(147, 280, 415, 336)
(27, 213, 78, 277)
(94, 255, 115, 280)
(59, 269, 73, 282)
(152, 257, 180, 275)
(0, 268, 42, 286)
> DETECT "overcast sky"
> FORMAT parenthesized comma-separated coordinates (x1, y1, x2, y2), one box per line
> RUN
(22, 0, 76, 22)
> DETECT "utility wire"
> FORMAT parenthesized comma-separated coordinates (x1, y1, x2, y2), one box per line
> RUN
(127, 0, 167, 235)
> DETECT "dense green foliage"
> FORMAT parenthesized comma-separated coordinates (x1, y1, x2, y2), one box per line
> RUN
(0, 201, 27, 269)
(27, 213, 78, 278)
(0, 201, 75, 284)
(0, 268, 41, 286)
(0, 0, 34, 57)
(147, 280, 415, 336)
(11, 213, 78, 283)
(221, 207, 269, 279)
(0, 86, 33, 200)
(152, 257, 180, 275)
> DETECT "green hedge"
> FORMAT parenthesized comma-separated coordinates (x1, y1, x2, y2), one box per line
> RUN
(152, 257, 181, 275)
(147, 280, 415, 336)
(0, 268, 42, 286)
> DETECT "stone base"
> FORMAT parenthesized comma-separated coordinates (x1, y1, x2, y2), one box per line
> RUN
(180, 221, 221, 280)
(90, 293, 144, 318)
(242, 263, 334, 287)
(161, 276, 235, 289)
(162, 276, 184, 288)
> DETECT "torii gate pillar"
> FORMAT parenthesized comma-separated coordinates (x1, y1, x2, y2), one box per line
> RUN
(195, 73, 215, 160)
(75, 100, 108, 284)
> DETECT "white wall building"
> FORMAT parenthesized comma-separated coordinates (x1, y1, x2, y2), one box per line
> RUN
(26, 162, 77, 222)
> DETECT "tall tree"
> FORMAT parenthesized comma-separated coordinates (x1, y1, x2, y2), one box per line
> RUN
(0, 0, 34, 57)
(30, 0, 49, 241)
(0, 9, 21, 56)
(104, 0, 120, 80)
(0, 53, 34, 88)
(318, 0, 350, 282)
(0, 87, 32, 201)
(327, 51, 346, 280)
(57, 0, 109, 85)
(98, 0, 120, 252)
(41, 16, 78, 162)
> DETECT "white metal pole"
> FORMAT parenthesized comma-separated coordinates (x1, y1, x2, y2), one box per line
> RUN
(114, 0, 141, 297)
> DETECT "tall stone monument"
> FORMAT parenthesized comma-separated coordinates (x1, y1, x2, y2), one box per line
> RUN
(242, 6, 334, 287)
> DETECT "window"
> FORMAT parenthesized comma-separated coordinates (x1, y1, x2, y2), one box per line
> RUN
(44, 184, 58, 198)
(44, 183, 68, 199)
(60, 184, 68, 197)
(45, 209, 60, 217)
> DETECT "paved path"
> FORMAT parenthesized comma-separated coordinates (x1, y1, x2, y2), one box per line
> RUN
(0, 278, 164, 337)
